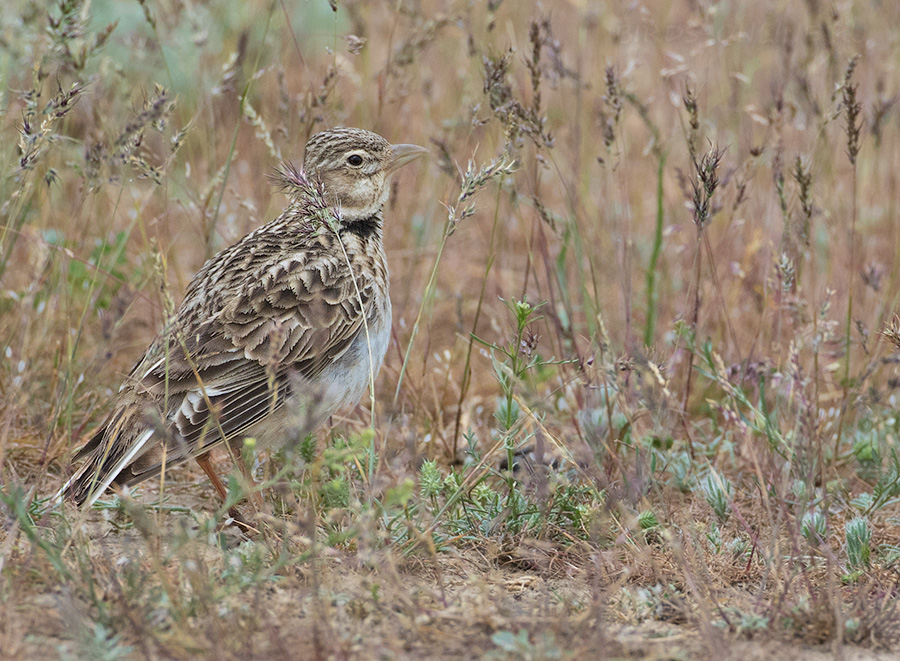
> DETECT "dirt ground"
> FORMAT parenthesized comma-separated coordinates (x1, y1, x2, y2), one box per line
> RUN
(7, 554, 897, 660)
(3, 471, 897, 661)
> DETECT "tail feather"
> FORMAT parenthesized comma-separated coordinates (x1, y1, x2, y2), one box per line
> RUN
(54, 408, 157, 508)
(62, 428, 156, 508)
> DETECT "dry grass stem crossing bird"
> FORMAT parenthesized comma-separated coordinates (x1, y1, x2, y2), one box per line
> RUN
(57, 127, 427, 509)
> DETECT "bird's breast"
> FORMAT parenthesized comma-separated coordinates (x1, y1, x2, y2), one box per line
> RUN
(320, 291, 392, 411)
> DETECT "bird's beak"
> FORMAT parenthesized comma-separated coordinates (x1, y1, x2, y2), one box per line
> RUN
(388, 143, 428, 173)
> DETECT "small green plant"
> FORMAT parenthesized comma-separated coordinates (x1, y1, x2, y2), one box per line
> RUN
(419, 459, 443, 502)
(473, 296, 561, 527)
(320, 476, 350, 510)
(665, 450, 694, 492)
(637, 509, 659, 531)
(298, 432, 318, 464)
(853, 429, 881, 481)
(801, 511, 827, 544)
(479, 297, 547, 429)
(738, 610, 770, 634)
(705, 520, 723, 553)
(845, 516, 872, 569)
(700, 468, 732, 522)
(869, 450, 900, 513)
(728, 536, 750, 558)
(61, 621, 134, 661)
(487, 628, 567, 661)
(850, 492, 874, 512)
(713, 608, 770, 636)
(790, 478, 808, 501)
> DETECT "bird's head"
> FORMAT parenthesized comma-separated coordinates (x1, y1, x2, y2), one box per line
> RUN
(302, 127, 427, 222)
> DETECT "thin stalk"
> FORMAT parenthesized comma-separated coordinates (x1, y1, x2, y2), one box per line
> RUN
(835, 62, 861, 459)
(393, 222, 450, 403)
(0, 183, 35, 281)
(834, 163, 857, 459)
(644, 152, 666, 346)
(682, 228, 703, 457)
(451, 189, 502, 460)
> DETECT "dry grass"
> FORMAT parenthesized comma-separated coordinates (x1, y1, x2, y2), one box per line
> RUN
(4, 0, 900, 658)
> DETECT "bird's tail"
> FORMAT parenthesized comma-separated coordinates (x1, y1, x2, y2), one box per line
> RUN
(53, 409, 155, 509)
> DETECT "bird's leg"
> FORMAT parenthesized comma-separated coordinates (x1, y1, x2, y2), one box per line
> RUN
(196, 451, 229, 500)
(195, 451, 256, 532)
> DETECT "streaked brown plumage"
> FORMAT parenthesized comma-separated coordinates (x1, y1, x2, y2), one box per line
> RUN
(58, 128, 426, 508)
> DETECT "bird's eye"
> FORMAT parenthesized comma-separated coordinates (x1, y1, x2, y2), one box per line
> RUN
(347, 154, 364, 166)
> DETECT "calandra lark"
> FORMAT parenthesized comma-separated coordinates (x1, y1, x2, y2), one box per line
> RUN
(58, 128, 426, 508)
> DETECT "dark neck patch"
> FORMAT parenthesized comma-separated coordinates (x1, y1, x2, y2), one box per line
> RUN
(343, 212, 383, 240)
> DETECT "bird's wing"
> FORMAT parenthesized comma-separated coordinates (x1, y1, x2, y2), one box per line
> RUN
(64, 240, 380, 504)
(137, 244, 378, 456)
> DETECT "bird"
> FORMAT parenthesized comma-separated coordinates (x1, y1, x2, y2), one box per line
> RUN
(57, 127, 427, 509)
